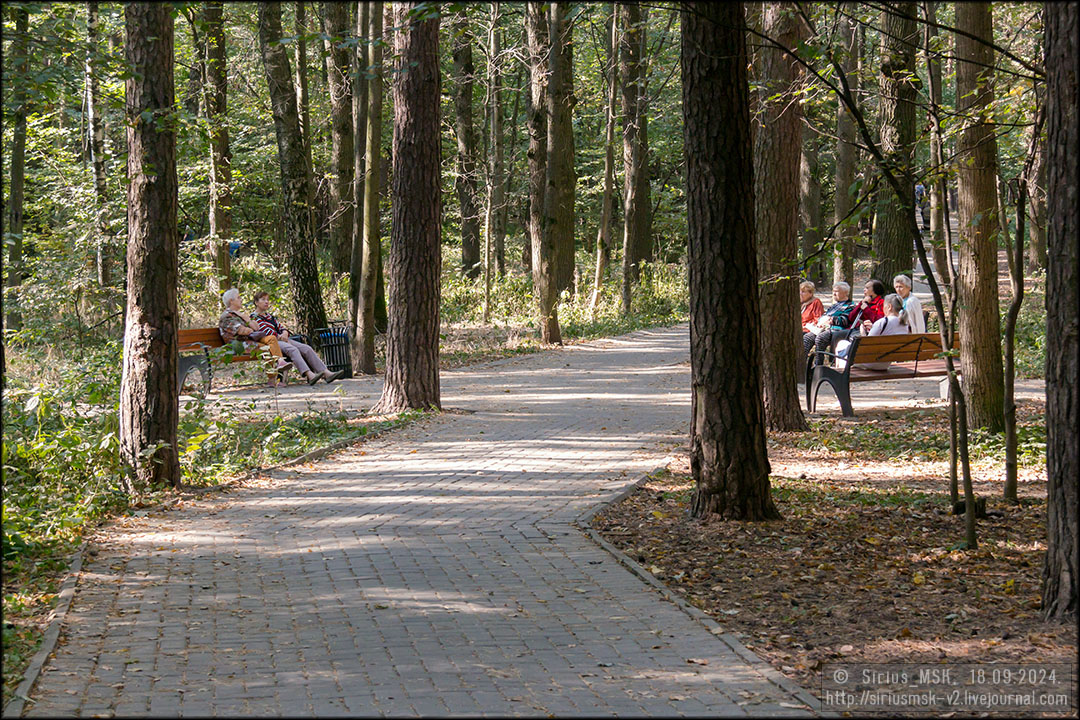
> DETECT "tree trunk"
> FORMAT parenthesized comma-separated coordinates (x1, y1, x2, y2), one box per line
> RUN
(1003, 177, 1029, 505)
(183, 10, 205, 117)
(684, 2, 778, 521)
(322, 1, 354, 275)
(620, 0, 651, 313)
(754, 2, 808, 433)
(526, 1, 559, 343)
(832, 5, 857, 288)
(87, 1, 114, 289)
(5, 7, 28, 334)
(349, 0, 373, 374)
(870, 2, 918, 285)
(546, 2, 576, 296)
(955, 1, 1005, 433)
(1027, 94, 1048, 271)
(294, 2, 315, 214)
(799, 122, 823, 286)
(589, 4, 618, 319)
(1041, 0, 1078, 625)
(452, 10, 481, 279)
(923, 0, 950, 292)
(374, 1, 441, 413)
(204, 0, 232, 292)
(258, 1, 329, 337)
(487, 3, 506, 278)
(120, 2, 180, 492)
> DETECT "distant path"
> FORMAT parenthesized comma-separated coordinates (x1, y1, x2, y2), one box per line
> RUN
(23, 325, 818, 717)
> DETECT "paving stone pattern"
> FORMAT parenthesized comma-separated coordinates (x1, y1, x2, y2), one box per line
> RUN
(23, 326, 815, 717)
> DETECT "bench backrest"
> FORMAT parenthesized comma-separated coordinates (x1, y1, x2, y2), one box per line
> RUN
(178, 327, 226, 353)
(849, 332, 961, 364)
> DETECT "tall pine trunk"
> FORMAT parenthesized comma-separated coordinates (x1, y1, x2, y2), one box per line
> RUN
(620, 1, 651, 313)
(526, 1, 559, 343)
(955, 1, 1005, 433)
(258, 1, 328, 337)
(1041, 0, 1078, 625)
(374, 1, 442, 413)
(452, 10, 481, 279)
(204, 0, 232, 292)
(546, 2, 576, 296)
(86, 1, 114, 289)
(832, 6, 857, 287)
(870, 2, 918, 285)
(323, 1, 354, 275)
(923, 0, 950, 292)
(120, 2, 180, 492)
(487, 4, 506, 278)
(589, 5, 618, 319)
(754, 2, 808, 433)
(684, 1, 778, 521)
(5, 7, 28, 334)
(294, 2, 315, 219)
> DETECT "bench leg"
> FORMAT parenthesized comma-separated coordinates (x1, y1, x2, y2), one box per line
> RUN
(810, 374, 855, 417)
(178, 354, 211, 396)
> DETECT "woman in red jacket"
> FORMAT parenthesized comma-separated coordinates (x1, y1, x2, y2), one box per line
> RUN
(840, 278, 887, 342)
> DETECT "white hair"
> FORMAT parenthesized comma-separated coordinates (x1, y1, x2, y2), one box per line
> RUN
(833, 281, 851, 295)
(893, 274, 913, 289)
(222, 287, 240, 308)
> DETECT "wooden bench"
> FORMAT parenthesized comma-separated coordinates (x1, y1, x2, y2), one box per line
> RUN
(805, 332, 960, 417)
(177, 327, 266, 396)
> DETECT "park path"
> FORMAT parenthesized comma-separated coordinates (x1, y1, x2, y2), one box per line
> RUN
(19, 325, 819, 718)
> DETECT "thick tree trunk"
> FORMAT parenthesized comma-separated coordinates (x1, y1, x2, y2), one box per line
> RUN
(452, 10, 481, 279)
(799, 123, 823, 286)
(323, 1, 354, 275)
(683, 2, 779, 521)
(1041, 0, 1078, 625)
(955, 1, 1005, 433)
(870, 2, 918, 285)
(5, 7, 28, 333)
(355, 1, 382, 375)
(258, 1, 328, 337)
(526, 2, 559, 343)
(589, 5, 618, 319)
(374, 1, 442, 413)
(923, 0, 950, 292)
(546, 2, 576, 296)
(754, 2, 808, 433)
(87, 1, 114, 289)
(120, 2, 180, 492)
(204, 0, 232, 292)
(832, 6, 857, 288)
(620, 1, 651, 313)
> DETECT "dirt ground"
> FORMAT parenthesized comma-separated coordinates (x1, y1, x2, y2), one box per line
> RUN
(591, 399, 1078, 713)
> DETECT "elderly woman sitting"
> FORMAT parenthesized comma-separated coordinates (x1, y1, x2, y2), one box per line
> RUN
(218, 288, 293, 387)
(804, 281, 856, 364)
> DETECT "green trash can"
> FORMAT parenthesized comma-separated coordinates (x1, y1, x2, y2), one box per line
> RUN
(313, 322, 353, 379)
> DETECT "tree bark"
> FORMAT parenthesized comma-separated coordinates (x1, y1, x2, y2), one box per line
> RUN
(294, 2, 315, 215)
(120, 2, 180, 492)
(683, 2, 779, 521)
(204, 0, 232, 292)
(620, 0, 651, 313)
(799, 122, 823, 286)
(1041, 0, 1078, 625)
(526, 1, 560, 343)
(322, 1, 354, 275)
(87, 1, 114, 289)
(832, 5, 857, 287)
(754, 2, 808, 433)
(923, 0, 950, 292)
(258, 1, 329, 337)
(589, 4, 618, 319)
(349, 0, 374, 374)
(487, 4, 506, 278)
(5, 7, 28, 334)
(955, 1, 1004, 433)
(356, 1, 382, 375)
(452, 10, 482, 279)
(1027, 88, 1048, 271)
(546, 2, 576, 296)
(870, 2, 918, 285)
(373, 1, 442, 413)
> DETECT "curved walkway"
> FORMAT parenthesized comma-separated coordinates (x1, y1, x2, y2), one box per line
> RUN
(22, 326, 817, 717)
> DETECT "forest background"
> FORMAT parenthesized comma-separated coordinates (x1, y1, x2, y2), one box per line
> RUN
(2, 0, 1076, 706)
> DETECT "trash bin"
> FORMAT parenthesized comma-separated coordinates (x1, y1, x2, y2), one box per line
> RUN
(314, 322, 353, 379)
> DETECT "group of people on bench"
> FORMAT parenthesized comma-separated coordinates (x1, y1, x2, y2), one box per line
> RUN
(218, 288, 345, 388)
(800, 274, 925, 370)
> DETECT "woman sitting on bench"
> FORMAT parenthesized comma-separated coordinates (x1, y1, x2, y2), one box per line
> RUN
(835, 293, 910, 370)
(218, 288, 294, 387)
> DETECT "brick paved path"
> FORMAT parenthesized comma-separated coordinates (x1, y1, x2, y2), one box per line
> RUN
(21, 325, 816, 717)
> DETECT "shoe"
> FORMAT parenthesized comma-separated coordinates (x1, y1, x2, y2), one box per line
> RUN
(276, 360, 293, 372)
(307, 371, 322, 386)
(322, 369, 346, 384)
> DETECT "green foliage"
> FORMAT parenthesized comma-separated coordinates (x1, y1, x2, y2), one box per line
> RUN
(1002, 276, 1046, 379)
